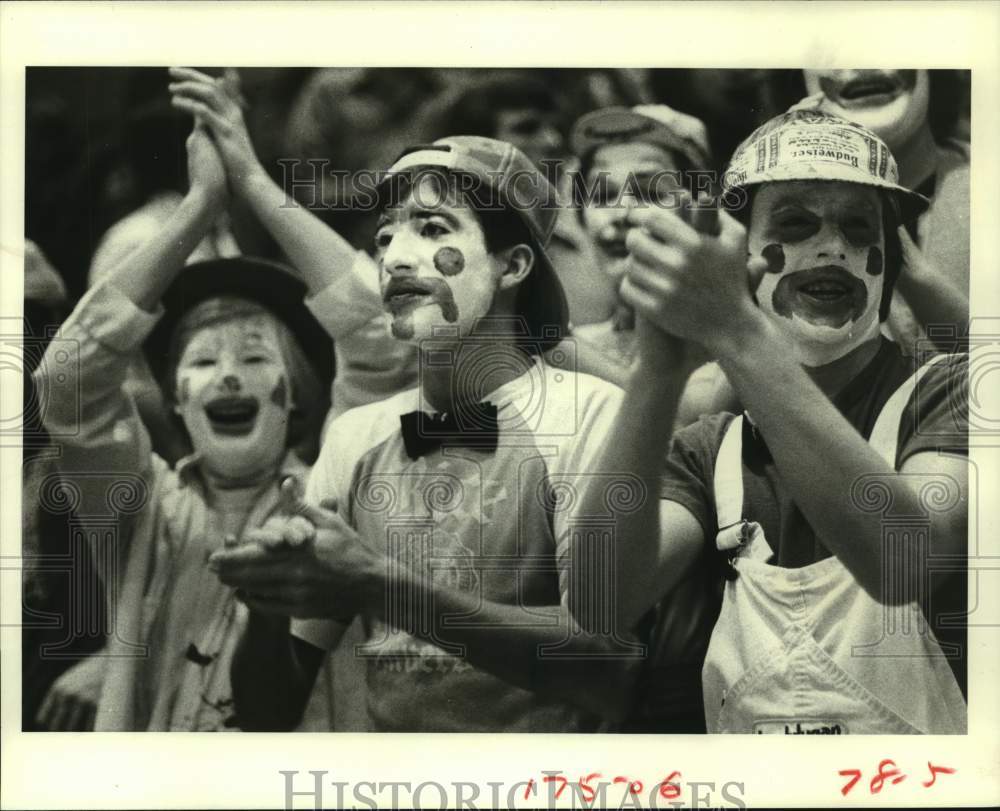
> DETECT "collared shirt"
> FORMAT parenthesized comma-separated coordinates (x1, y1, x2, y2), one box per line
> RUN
(35, 282, 308, 730)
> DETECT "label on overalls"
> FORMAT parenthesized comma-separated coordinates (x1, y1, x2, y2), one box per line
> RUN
(753, 719, 848, 734)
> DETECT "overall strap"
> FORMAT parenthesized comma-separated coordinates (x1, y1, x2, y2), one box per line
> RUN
(713, 414, 744, 532)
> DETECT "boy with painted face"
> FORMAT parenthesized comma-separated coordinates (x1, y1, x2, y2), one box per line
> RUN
(33, 122, 330, 730)
(167, 67, 624, 432)
(211, 137, 636, 732)
(570, 109, 968, 734)
(434, 74, 612, 327)
(748, 177, 892, 367)
(800, 69, 969, 354)
(168, 67, 637, 732)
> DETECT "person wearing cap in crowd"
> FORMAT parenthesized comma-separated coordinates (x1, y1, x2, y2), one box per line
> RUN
(570, 108, 968, 734)
(168, 66, 638, 731)
(569, 104, 737, 422)
(32, 119, 330, 731)
(432, 73, 615, 327)
(208, 135, 638, 733)
(168, 68, 633, 431)
(800, 70, 969, 354)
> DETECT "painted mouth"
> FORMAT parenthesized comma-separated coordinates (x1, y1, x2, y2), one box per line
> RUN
(825, 71, 908, 109)
(773, 266, 868, 329)
(384, 278, 437, 313)
(204, 397, 259, 436)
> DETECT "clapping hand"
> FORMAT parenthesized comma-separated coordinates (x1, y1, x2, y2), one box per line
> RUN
(209, 477, 380, 620)
(169, 67, 263, 194)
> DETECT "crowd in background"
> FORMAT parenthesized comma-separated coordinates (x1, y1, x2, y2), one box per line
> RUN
(22, 67, 972, 732)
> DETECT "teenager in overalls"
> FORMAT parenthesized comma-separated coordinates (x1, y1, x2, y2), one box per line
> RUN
(569, 109, 968, 734)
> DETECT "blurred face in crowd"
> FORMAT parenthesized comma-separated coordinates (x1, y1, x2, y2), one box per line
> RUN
(690, 69, 768, 121)
(581, 141, 682, 292)
(803, 69, 930, 153)
(173, 305, 293, 480)
(747, 180, 886, 367)
(375, 174, 515, 344)
(494, 108, 565, 168)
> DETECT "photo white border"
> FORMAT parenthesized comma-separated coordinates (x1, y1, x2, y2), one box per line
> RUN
(2, 1, 999, 808)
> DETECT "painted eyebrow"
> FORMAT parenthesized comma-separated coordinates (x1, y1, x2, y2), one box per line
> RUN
(769, 195, 817, 212)
(374, 207, 461, 231)
(410, 208, 461, 228)
(770, 195, 879, 216)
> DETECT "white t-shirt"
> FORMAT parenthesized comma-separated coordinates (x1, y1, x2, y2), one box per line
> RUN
(293, 360, 623, 731)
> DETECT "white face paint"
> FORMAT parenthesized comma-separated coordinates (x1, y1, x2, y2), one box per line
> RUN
(803, 69, 930, 153)
(748, 181, 886, 367)
(374, 175, 505, 344)
(174, 311, 292, 480)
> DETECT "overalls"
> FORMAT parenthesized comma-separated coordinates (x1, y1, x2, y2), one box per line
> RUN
(701, 358, 967, 734)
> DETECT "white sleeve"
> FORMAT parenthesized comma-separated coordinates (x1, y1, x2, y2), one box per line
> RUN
(548, 377, 624, 600)
(303, 251, 384, 339)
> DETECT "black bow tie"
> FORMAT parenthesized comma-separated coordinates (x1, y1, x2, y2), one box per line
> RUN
(399, 402, 499, 460)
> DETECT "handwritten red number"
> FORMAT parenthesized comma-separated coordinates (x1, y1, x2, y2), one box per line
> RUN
(869, 759, 906, 794)
(922, 762, 956, 788)
(659, 771, 682, 800)
(523, 779, 534, 801)
(543, 775, 569, 800)
(838, 769, 862, 797)
(614, 776, 643, 795)
(579, 773, 602, 803)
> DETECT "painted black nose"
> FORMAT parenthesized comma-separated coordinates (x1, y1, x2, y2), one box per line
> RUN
(222, 375, 241, 393)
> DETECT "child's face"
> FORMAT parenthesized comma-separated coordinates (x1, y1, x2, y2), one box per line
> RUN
(747, 180, 886, 367)
(803, 69, 930, 153)
(581, 141, 681, 294)
(375, 176, 504, 344)
(174, 311, 292, 479)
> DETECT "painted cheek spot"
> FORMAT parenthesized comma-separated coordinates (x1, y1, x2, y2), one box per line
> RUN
(433, 247, 465, 276)
(178, 377, 191, 405)
(761, 243, 785, 274)
(866, 246, 884, 276)
(270, 375, 288, 408)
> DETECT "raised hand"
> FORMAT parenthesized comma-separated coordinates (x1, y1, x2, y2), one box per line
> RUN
(186, 120, 227, 211)
(621, 193, 769, 361)
(169, 66, 262, 193)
